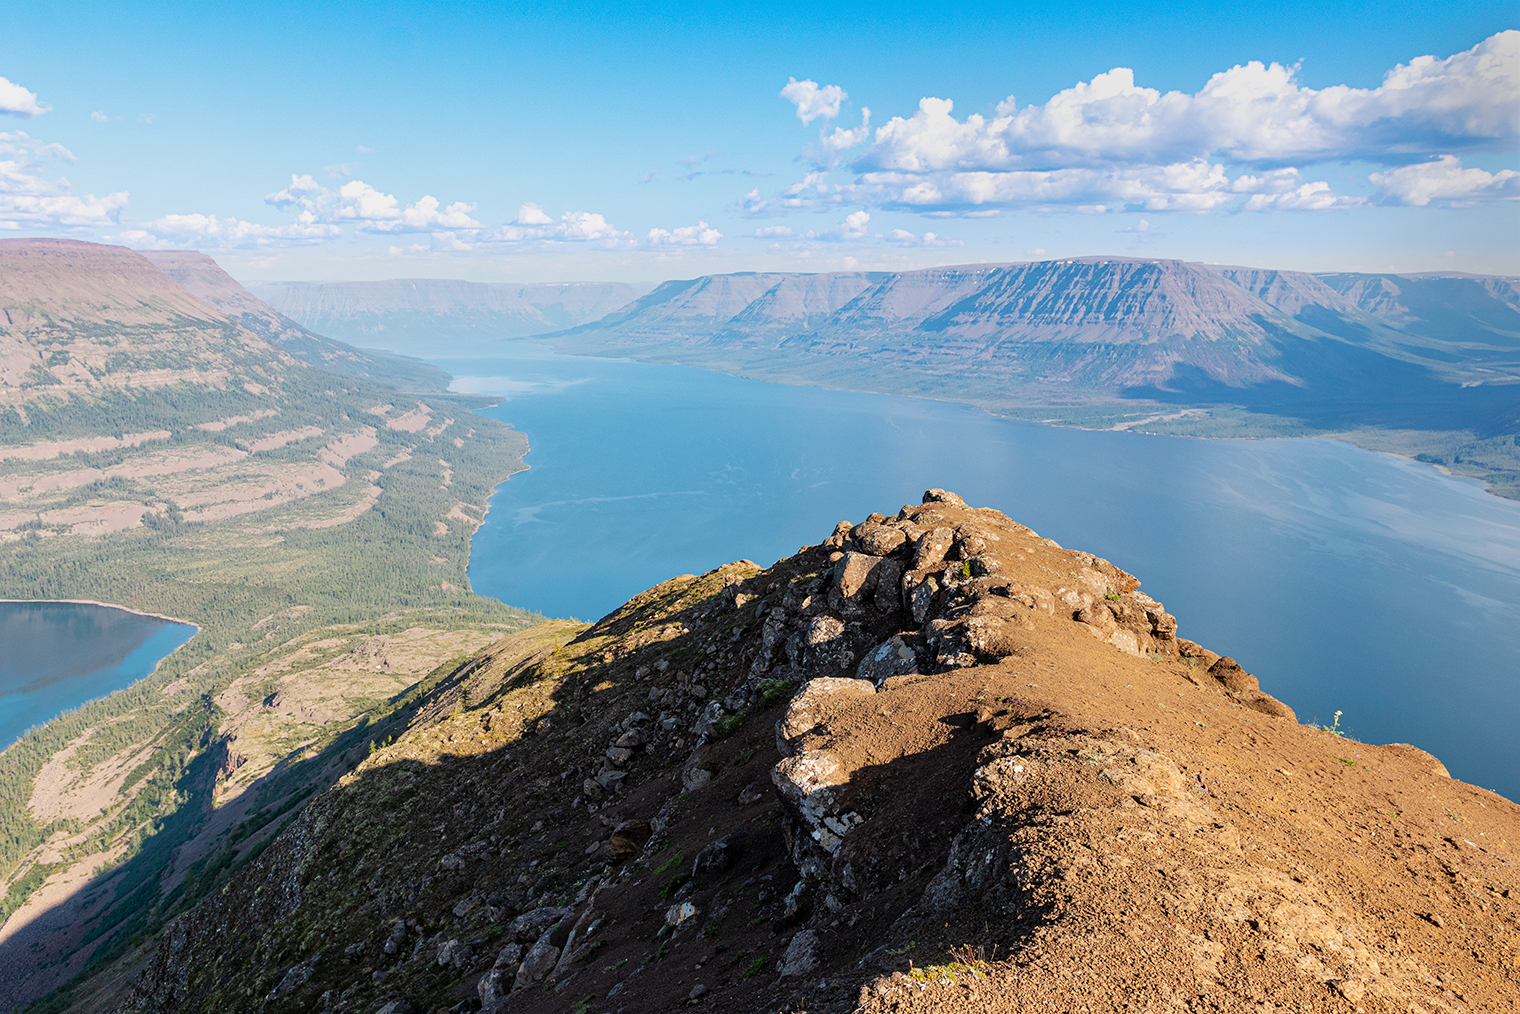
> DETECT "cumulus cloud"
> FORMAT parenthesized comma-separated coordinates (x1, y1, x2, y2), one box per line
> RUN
(885, 227, 962, 247)
(806, 109, 872, 170)
(647, 221, 722, 246)
(833, 210, 870, 240)
(0, 77, 49, 118)
(0, 131, 126, 229)
(753, 31, 1516, 216)
(264, 173, 324, 209)
(781, 77, 847, 124)
(487, 206, 631, 245)
(848, 158, 1263, 213)
(119, 214, 340, 248)
(90, 110, 107, 123)
(1370, 155, 1520, 206)
(261, 174, 479, 232)
(860, 32, 1519, 175)
(515, 202, 553, 225)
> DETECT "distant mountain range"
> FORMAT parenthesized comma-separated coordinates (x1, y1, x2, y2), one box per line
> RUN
(248, 278, 653, 347)
(143, 252, 452, 391)
(544, 258, 1520, 397)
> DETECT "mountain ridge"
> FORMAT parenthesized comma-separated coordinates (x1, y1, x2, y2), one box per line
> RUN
(141, 252, 452, 392)
(68, 490, 1520, 1014)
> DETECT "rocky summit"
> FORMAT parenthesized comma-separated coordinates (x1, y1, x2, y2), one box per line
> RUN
(96, 492, 1518, 1014)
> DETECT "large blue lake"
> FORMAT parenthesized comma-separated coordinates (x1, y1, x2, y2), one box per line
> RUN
(424, 340, 1520, 801)
(0, 602, 197, 751)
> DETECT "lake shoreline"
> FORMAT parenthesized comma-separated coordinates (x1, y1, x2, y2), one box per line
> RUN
(0, 599, 200, 632)
(514, 336, 1519, 502)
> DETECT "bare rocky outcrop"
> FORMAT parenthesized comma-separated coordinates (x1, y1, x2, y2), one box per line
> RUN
(101, 491, 1519, 1014)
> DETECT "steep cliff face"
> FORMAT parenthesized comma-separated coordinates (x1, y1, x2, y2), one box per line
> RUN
(98, 492, 1520, 1014)
(141, 251, 451, 391)
(548, 259, 1520, 397)
(0, 239, 300, 409)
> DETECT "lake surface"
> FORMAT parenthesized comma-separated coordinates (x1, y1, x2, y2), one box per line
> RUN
(0, 602, 197, 750)
(426, 339, 1520, 801)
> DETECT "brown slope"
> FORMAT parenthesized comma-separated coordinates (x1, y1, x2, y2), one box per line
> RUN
(101, 491, 1518, 1014)
(0, 239, 296, 408)
(140, 251, 451, 390)
(138, 250, 299, 334)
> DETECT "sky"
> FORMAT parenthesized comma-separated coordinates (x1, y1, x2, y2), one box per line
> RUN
(1, 0, 1516, 283)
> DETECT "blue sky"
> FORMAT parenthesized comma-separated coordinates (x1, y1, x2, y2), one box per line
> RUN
(1, 1, 1516, 282)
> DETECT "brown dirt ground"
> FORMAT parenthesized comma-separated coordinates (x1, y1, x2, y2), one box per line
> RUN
(83, 500, 1520, 1014)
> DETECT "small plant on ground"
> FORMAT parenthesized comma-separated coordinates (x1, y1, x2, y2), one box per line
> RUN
(1316, 710, 1346, 736)
(756, 680, 792, 710)
(740, 956, 769, 978)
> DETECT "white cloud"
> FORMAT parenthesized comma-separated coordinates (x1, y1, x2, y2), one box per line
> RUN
(487, 207, 631, 246)
(119, 214, 340, 248)
(557, 211, 622, 241)
(753, 225, 795, 238)
(515, 202, 553, 225)
(860, 32, 1519, 175)
(781, 77, 847, 125)
(1231, 166, 1364, 211)
(264, 173, 324, 210)
(789, 31, 1517, 216)
(262, 175, 479, 232)
(0, 131, 126, 229)
(0, 77, 49, 118)
(834, 210, 870, 240)
(648, 221, 722, 246)
(848, 158, 1256, 212)
(1370, 155, 1520, 206)
(90, 110, 107, 123)
(885, 227, 961, 247)
(807, 109, 872, 169)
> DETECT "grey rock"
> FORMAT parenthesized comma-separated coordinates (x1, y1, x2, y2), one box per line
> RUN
(831, 552, 881, 611)
(692, 831, 747, 880)
(779, 928, 821, 978)
(856, 635, 920, 685)
(872, 557, 905, 613)
(802, 614, 853, 670)
(512, 929, 562, 991)
(922, 488, 967, 507)
(689, 983, 709, 999)
(267, 952, 320, 1000)
(507, 905, 570, 943)
(853, 524, 908, 556)
(691, 699, 727, 739)
(909, 573, 940, 624)
(436, 938, 473, 969)
(372, 1002, 416, 1014)
(477, 968, 509, 1007)
(912, 527, 955, 570)
(605, 746, 635, 765)
(613, 727, 647, 748)
(492, 942, 523, 969)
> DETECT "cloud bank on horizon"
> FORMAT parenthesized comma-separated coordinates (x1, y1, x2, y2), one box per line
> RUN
(0, 26, 1516, 272)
